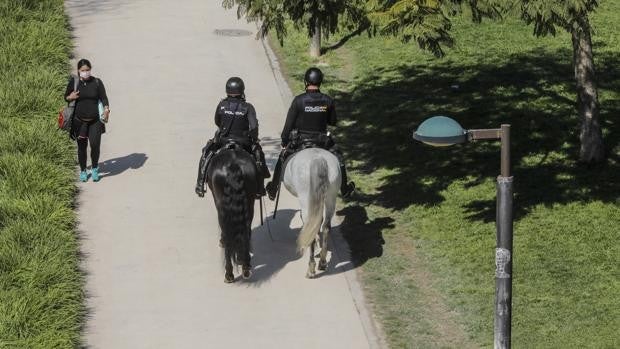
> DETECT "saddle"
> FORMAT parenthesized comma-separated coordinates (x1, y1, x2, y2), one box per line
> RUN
(275, 131, 325, 183)
(222, 140, 243, 151)
(289, 130, 331, 151)
(214, 139, 267, 177)
(215, 139, 249, 155)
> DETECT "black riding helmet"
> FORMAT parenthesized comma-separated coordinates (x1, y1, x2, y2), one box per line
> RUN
(226, 77, 245, 96)
(304, 67, 323, 87)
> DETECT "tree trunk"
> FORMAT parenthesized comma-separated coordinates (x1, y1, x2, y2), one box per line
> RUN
(309, 20, 321, 58)
(571, 16, 604, 163)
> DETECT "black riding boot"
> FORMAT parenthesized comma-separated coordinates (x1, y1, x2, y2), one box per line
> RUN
(253, 144, 271, 179)
(265, 156, 283, 201)
(195, 141, 214, 197)
(340, 164, 356, 198)
(251, 143, 270, 199)
(256, 177, 266, 198)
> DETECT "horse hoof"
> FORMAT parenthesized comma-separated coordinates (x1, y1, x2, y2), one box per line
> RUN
(242, 269, 252, 280)
(306, 271, 315, 279)
(318, 261, 327, 271)
(224, 274, 235, 283)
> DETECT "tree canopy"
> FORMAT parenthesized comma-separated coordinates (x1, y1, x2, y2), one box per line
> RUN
(222, 0, 605, 162)
(367, 0, 503, 56)
(518, 0, 598, 36)
(222, 0, 368, 45)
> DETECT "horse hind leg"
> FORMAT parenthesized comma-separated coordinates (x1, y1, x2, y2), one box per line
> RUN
(306, 240, 317, 279)
(318, 196, 335, 271)
(318, 225, 329, 271)
(224, 247, 235, 283)
(242, 265, 252, 279)
(242, 232, 252, 280)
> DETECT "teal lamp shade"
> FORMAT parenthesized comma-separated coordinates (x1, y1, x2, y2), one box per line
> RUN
(413, 116, 467, 147)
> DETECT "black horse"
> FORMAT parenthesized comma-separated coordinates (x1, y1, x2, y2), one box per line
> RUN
(207, 146, 258, 283)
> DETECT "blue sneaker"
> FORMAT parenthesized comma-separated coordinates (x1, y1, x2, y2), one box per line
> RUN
(91, 167, 100, 182)
(79, 170, 88, 182)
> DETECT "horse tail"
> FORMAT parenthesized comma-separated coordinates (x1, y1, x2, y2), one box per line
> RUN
(297, 157, 328, 252)
(217, 162, 250, 265)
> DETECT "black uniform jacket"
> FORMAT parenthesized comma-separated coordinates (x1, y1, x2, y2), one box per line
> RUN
(280, 90, 336, 146)
(215, 96, 259, 144)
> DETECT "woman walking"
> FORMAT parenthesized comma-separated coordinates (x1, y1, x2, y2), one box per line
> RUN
(64, 59, 110, 182)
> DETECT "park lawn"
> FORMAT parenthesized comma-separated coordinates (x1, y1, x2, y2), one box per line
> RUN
(269, 2, 620, 348)
(0, 0, 84, 347)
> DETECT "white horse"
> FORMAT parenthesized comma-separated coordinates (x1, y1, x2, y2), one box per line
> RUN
(282, 148, 341, 278)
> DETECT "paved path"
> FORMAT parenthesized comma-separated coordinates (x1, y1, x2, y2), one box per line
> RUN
(67, 1, 379, 348)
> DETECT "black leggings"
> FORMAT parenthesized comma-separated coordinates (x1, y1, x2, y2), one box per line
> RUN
(76, 120, 103, 171)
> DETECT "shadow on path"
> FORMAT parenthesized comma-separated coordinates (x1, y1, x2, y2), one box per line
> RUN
(246, 209, 302, 285)
(244, 203, 390, 284)
(99, 153, 148, 178)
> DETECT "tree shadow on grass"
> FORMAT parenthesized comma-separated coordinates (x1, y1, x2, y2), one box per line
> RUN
(333, 48, 620, 222)
(321, 25, 370, 55)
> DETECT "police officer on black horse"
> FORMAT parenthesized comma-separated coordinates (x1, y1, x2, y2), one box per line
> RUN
(195, 77, 270, 198)
(265, 67, 355, 200)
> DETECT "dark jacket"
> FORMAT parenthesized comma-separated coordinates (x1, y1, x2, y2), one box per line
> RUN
(281, 90, 336, 146)
(215, 96, 259, 145)
(64, 76, 109, 121)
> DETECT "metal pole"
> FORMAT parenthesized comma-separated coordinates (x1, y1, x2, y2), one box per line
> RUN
(494, 124, 513, 349)
(272, 186, 281, 219)
(259, 197, 264, 226)
(500, 125, 511, 177)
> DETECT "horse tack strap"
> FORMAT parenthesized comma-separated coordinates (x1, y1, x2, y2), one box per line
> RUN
(221, 101, 245, 137)
(280, 153, 295, 182)
(221, 107, 237, 137)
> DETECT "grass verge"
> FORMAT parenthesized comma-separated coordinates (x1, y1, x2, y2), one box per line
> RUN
(0, 0, 83, 347)
(269, 3, 620, 347)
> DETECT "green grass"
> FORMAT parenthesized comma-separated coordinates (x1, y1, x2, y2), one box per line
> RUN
(0, 0, 83, 347)
(270, 2, 620, 348)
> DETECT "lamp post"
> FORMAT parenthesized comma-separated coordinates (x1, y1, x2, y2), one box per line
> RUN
(413, 116, 514, 349)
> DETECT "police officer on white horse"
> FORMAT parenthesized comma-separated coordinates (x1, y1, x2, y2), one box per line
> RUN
(266, 67, 355, 200)
(195, 77, 270, 198)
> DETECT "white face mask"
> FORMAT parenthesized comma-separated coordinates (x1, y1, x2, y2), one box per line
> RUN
(79, 71, 91, 79)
